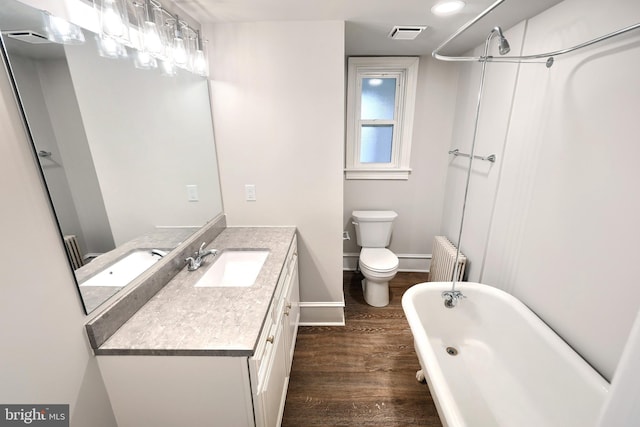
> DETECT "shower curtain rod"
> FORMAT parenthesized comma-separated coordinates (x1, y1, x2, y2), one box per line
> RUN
(432, 0, 640, 64)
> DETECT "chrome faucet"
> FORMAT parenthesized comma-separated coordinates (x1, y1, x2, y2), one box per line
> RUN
(151, 249, 169, 258)
(442, 290, 465, 308)
(185, 242, 218, 271)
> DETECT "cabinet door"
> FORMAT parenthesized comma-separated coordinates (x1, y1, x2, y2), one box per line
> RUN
(257, 321, 288, 427)
(284, 256, 300, 372)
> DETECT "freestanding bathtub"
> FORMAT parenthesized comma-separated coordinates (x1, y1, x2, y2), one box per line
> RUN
(402, 282, 609, 427)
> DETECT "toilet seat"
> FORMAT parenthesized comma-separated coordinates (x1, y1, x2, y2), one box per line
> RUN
(359, 248, 399, 273)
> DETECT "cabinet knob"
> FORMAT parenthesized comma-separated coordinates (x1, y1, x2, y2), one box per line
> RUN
(266, 335, 274, 344)
(284, 310, 290, 316)
(286, 302, 292, 309)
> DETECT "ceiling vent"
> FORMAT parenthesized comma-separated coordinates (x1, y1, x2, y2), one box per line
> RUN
(388, 26, 427, 40)
(3, 31, 51, 44)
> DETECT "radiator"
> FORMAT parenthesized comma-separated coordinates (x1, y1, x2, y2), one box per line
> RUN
(428, 236, 467, 282)
(63, 235, 84, 270)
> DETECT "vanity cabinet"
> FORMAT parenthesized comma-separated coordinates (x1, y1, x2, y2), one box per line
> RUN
(250, 236, 299, 426)
(96, 236, 299, 427)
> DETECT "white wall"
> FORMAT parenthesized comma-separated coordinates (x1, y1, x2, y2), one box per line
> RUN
(344, 56, 458, 272)
(64, 37, 223, 246)
(0, 54, 116, 426)
(440, 22, 527, 281)
(441, 0, 640, 383)
(8, 55, 86, 251)
(206, 21, 346, 324)
(8, 54, 115, 256)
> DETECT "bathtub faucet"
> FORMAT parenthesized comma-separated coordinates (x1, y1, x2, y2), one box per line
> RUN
(442, 290, 465, 308)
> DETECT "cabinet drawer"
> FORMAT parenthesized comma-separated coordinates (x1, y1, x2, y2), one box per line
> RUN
(271, 236, 297, 323)
(252, 317, 277, 390)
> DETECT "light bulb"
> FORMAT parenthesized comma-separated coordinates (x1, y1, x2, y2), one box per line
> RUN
(134, 50, 158, 69)
(172, 37, 187, 66)
(101, 0, 125, 38)
(192, 50, 208, 77)
(160, 59, 176, 76)
(143, 21, 162, 56)
(97, 35, 127, 58)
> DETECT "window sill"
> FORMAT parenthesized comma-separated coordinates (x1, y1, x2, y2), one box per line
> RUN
(344, 168, 412, 180)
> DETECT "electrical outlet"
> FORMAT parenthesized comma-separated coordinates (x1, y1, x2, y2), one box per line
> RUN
(245, 184, 256, 201)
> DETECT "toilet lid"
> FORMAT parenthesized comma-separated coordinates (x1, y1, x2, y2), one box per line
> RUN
(360, 248, 399, 273)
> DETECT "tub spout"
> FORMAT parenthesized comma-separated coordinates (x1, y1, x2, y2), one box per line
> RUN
(442, 290, 465, 308)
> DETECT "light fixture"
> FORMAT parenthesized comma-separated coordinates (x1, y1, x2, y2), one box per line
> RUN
(141, 0, 163, 56)
(368, 78, 383, 86)
(92, 0, 208, 77)
(431, 0, 465, 16)
(172, 18, 188, 67)
(192, 32, 209, 77)
(99, 0, 127, 38)
(42, 11, 86, 44)
(96, 34, 128, 58)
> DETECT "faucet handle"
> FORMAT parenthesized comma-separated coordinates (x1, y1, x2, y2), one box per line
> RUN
(198, 242, 207, 253)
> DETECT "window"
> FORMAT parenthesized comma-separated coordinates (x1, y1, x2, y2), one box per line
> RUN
(345, 57, 419, 180)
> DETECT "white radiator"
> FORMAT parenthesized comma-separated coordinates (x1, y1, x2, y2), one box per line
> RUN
(428, 236, 467, 282)
(63, 235, 84, 270)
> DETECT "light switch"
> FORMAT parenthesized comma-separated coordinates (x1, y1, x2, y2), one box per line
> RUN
(245, 184, 256, 201)
(187, 185, 199, 201)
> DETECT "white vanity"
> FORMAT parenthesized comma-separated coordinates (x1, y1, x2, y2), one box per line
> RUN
(90, 226, 299, 427)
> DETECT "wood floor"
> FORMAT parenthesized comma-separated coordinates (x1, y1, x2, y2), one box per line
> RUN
(281, 271, 442, 427)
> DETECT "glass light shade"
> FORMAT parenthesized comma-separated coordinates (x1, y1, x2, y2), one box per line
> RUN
(96, 34, 127, 58)
(42, 12, 86, 45)
(100, 0, 127, 38)
(160, 59, 176, 76)
(143, 21, 163, 56)
(172, 36, 187, 66)
(192, 49, 208, 77)
(134, 50, 158, 69)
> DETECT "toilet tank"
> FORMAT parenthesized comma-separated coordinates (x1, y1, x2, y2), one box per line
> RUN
(352, 210, 398, 248)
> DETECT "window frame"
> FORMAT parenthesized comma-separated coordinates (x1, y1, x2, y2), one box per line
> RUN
(345, 57, 420, 180)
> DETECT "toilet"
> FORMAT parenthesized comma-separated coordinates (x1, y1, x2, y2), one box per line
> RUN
(352, 210, 399, 307)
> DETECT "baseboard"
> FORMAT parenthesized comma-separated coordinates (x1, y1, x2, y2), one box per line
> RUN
(343, 252, 431, 273)
(299, 301, 345, 326)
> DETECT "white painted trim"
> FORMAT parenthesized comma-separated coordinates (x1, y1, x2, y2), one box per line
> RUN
(299, 301, 345, 326)
(344, 168, 412, 180)
(343, 252, 431, 273)
(345, 57, 420, 180)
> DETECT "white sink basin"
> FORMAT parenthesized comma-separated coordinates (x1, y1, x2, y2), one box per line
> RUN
(80, 249, 164, 287)
(194, 249, 269, 288)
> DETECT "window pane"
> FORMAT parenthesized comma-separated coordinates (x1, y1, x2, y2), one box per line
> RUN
(360, 125, 393, 163)
(361, 78, 396, 120)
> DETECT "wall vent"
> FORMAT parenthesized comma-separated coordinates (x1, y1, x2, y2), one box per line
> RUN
(388, 26, 427, 40)
(3, 31, 51, 44)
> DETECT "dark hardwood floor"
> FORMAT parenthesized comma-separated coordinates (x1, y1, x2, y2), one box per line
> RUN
(282, 271, 442, 427)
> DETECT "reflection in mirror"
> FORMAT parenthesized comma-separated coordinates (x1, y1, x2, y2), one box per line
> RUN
(0, 0, 223, 313)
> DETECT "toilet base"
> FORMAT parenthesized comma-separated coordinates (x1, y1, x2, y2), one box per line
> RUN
(361, 278, 389, 307)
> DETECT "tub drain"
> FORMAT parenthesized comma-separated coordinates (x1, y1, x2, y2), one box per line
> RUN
(446, 347, 458, 356)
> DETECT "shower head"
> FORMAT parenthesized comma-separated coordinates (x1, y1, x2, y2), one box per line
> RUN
(493, 27, 510, 55)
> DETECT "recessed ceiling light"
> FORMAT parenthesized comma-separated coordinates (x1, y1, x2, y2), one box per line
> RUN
(368, 79, 383, 86)
(431, 0, 465, 16)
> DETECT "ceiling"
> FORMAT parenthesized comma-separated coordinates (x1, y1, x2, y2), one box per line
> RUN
(173, 0, 565, 56)
(1, 0, 565, 59)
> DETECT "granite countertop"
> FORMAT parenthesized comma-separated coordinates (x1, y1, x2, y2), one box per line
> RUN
(78, 228, 199, 313)
(95, 227, 296, 357)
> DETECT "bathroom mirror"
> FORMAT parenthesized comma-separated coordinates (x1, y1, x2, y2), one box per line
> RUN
(0, 0, 223, 313)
